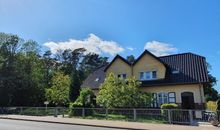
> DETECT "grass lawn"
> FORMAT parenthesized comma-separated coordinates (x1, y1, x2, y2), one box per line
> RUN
(76, 113, 167, 124)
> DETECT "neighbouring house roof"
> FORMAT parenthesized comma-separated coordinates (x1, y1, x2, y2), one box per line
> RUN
(81, 65, 107, 89)
(81, 52, 209, 89)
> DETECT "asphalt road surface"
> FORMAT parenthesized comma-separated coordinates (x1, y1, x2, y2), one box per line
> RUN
(0, 119, 122, 130)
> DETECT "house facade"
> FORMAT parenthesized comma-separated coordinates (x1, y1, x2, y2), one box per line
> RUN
(81, 50, 209, 109)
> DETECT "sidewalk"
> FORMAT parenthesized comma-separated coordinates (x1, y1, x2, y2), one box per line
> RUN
(0, 115, 219, 130)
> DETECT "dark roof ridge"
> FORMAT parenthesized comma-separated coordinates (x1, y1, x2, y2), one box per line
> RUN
(159, 52, 205, 59)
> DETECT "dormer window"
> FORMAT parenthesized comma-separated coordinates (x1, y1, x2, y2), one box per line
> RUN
(140, 71, 157, 80)
(118, 74, 127, 79)
(172, 69, 180, 74)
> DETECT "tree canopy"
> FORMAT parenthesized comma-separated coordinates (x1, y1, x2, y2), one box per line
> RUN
(0, 32, 108, 106)
(97, 73, 152, 108)
(45, 72, 70, 106)
(204, 63, 219, 101)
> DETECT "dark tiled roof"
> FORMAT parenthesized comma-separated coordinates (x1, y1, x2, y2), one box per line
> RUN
(81, 65, 107, 89)
(142, 53, 209, 86)
(81, 52, 209, 89)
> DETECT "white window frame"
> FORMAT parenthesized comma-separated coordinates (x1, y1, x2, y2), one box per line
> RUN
(139, 71, 157, 80)
(118, 74, 127, 79)
(151, 93, 158, 108)
(168, 92, 176, 103)
(157, 92, 168, 106)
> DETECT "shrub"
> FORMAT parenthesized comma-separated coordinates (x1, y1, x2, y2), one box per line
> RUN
(75, 88, 96, 107)
(206, 101, 217, 111)
(69, 88, 95, 117)
(69, 102, 83, 117)
(161, 103, 179, 109)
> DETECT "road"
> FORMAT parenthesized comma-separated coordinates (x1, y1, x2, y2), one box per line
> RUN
(0, 119, 122, 130)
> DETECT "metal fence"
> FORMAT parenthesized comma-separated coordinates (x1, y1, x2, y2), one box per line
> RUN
(0, 107, 219, 125)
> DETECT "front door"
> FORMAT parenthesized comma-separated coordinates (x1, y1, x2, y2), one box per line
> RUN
(181, 92, 194, 109)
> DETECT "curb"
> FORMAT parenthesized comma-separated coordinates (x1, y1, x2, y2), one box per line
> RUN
(0, 117, 147, 130)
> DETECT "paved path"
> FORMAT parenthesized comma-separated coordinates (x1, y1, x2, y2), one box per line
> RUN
(0, 115, 219, 130)
(0, 119, 120, 130)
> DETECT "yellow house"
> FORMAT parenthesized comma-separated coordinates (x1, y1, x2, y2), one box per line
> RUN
(81, 50, 209, 109)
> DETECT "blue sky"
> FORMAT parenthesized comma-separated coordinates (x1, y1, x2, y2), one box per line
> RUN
(0, 0, 220, 91)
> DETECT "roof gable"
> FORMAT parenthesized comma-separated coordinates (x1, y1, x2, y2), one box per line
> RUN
(104, 54, 131, 72)
(133, 50, 167, 67)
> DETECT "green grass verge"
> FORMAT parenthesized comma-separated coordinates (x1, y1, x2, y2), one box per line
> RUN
(73, 113, 166, 124)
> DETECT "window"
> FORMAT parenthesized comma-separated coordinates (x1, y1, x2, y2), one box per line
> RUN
(152, 71, 157, 79)
(151, 93, 158, 108)
(151, 92, 176, 107)
(140, 72, 144, 80)
(95, 78, 99, 82)
(139, 71, 157, 80)
(158, 92, 168, 106)
(145, 72, 151, 79)
(168, 92, 176, 103)
(172, 70, 180, 74)
(118, 74, 126, 79)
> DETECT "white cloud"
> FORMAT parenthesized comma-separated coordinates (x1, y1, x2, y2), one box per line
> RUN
(44, 33, 124, 56)
(144, 41, 178, 56)
(126, 47, 134, 51)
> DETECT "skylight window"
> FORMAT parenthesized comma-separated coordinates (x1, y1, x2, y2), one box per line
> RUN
(95, 78, 99, 82)
(172, 69, 180, 74)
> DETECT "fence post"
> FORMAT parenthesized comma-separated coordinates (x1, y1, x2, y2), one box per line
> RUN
(133, 109, 137, 121)
(36, 107, 38, 115)
(105, 108, 108, 119)
(82, 108, 85, 118)
(62, 107, 64, 118)
(20, 107, 23, 115)
(54, 107, 58, 117)
(168, 109, 172, 124)
(189, 110, 193, 125)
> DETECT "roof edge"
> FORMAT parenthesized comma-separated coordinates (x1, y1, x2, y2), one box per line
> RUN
(159, 52, 205, 59)
(132, 50, 167, 67)
(104, 54, 131, 72)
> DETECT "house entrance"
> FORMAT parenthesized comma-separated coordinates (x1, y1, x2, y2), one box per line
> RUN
(181, 92, 194, 109)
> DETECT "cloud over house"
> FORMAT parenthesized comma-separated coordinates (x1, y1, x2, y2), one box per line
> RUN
(44, 33, 125, 56)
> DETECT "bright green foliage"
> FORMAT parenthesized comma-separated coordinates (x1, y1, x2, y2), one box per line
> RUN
(46, 72, 70, 106)
(74, 88, 96, 107)
(68, 88, 96, 116)
(97, 73, 152, 108)
(160, 103, 179, 109)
